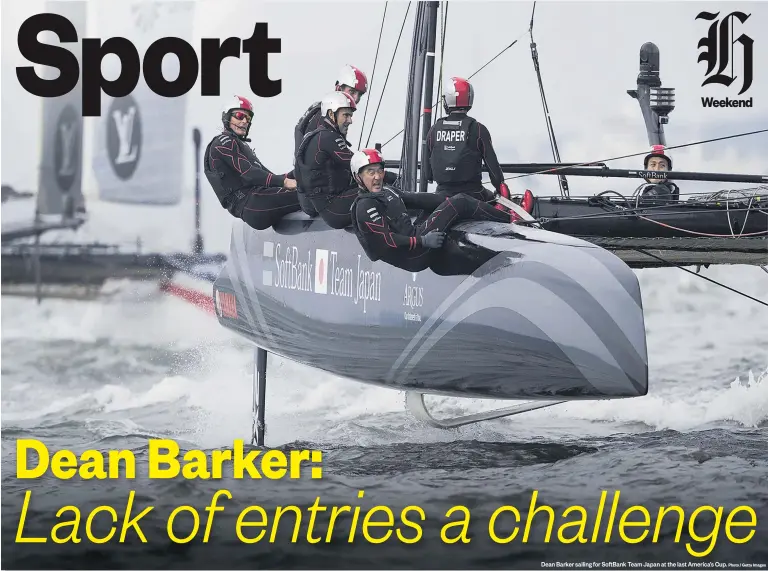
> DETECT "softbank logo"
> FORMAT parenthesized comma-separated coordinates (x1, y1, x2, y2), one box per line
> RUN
(314, 249, 329, 294)
(261, 241, 323, 295)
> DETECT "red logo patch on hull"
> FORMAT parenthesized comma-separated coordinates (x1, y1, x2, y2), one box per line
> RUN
(216, 290, 238, 319)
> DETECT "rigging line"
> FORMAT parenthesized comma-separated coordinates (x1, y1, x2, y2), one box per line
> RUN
(528, 1, 568, 197)
(501, 128, 768, 183)
(436, 2, 448, 122)
(631, 248, 768, 308)
(358, 1, 388, 148)
(365, 1, 412, 148)
(514, 209, 768, 230)
(671, 187, 768, 197)
(379, 24, 529, 149)
(523, 205, 766, 225)
(466, 25, 529, 81)
(504, 198, 767, 224)
(634, 217, 768, 238)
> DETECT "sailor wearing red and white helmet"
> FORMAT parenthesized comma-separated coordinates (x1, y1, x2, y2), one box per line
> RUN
(424, 77, 511, 204)
(292, 65, 369, 218)
(639, 144, 679, 202)
(203, 94, 300, 230)
(295, 91, 397, 229)
(293, 65, 369, 159)
(349, 148, 518, 272)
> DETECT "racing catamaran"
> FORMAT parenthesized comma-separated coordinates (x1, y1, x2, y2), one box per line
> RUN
(215, 1, 767, 447)
(212, 1, 679, 447)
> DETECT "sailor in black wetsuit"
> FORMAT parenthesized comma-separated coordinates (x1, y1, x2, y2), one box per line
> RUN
(293, 65, 368, 217)
(295, 92, 398, 229)
(204, 94, 300, 230)
(638, 145, 679, 202)
(350, 148, 518, 272)
(424, 77, 511, 204)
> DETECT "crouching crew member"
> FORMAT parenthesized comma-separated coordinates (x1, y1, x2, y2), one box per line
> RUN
(204, 94, 300, 230)
(350, 148, 518, 271)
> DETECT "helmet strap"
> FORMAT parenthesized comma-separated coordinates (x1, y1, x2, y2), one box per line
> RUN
(354, 172, 374, 193)
(326, 110, 341, 130)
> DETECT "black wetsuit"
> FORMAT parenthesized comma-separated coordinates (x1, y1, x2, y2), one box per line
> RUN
(294, 102, 323, 157)
(204, 129, 300, 231)
(295, 118, 398, 229)
(351, 185, 513, 271)
(292, 102, 323, 217)
(424, 112, 505, 202)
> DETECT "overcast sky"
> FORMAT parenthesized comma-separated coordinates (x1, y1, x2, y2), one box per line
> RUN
(2, 0, 767, 249)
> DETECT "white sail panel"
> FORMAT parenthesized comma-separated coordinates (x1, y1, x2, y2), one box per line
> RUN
(91, 1, 196, 205)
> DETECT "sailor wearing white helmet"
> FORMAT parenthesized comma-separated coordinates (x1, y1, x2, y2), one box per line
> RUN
(295, 92, 397, 228)
(293, 65, 370, 217)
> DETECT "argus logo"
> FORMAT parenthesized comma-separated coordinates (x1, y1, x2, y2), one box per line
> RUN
(15, 13, 282, 117)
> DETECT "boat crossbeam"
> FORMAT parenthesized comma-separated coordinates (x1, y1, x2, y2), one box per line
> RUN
(252, 347, 268, 446)
(405, 391, 566, 429)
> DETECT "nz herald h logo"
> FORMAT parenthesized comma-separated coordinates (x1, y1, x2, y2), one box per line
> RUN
(697, 11, 753, 96)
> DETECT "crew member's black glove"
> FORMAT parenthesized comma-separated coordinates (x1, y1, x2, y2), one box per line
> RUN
(420, 231, 445, 248)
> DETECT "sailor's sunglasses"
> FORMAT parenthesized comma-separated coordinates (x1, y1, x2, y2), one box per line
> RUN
(231, 110, 253, 122)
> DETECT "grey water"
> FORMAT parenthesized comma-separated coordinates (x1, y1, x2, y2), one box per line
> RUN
(2, 266, 767, 569)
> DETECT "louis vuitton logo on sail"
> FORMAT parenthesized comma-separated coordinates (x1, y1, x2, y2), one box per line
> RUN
(113, 108, 139, 165)
(54, 104, 80, 192)
(57, 123, 77, 177)
(107, 95, 142, 180)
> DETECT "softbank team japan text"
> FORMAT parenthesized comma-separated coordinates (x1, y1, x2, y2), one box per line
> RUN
(271, 243, 382, 309)
(15, 14, 282, 116)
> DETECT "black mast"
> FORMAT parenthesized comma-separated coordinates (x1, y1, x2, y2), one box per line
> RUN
(418, 2, 439, 192)
(399, 1, 439, 193)
(192, 128, 204, 255)
(627, 42, 675, 147)
(400, 3, 425, 193)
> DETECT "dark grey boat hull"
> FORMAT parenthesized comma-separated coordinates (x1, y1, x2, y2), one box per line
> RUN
(213, 213, 649, 401)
